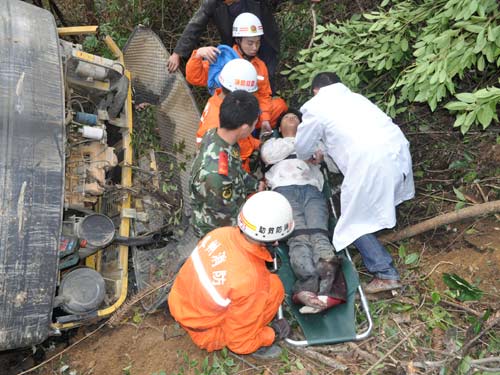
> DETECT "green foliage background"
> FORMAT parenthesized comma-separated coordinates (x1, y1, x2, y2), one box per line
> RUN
(284, 0, 500, 134)
(56, 0, 499, 134)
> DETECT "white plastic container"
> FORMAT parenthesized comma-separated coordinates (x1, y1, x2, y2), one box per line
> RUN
(79, 126, 104, 140)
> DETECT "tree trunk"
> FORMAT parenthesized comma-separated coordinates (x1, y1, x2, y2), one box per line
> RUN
(379, 200, 500, 244)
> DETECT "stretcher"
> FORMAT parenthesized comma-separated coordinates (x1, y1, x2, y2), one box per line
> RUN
(273, 166, 373, 346)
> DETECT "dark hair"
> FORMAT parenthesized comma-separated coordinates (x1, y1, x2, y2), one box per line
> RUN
(311, 72, 341, 94)
(220, 90, 260, 130)
(276, 108, 302, 129)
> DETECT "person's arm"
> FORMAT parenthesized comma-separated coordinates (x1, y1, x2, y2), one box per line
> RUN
(254, 62, 273, 126)
(167, 1, 216, 72)
(196, 100, 217, 144)
(173, 0, 215, 58)
(185, 50, 210, 86)
(243, 169, 259, 193)
(261, 138, 295, 164)
(294, 109, 323, 160)
(199, 173, 243, 227)
(185, 45, 220, 86)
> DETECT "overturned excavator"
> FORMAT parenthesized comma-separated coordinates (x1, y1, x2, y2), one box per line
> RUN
(0, 0, 200, 351)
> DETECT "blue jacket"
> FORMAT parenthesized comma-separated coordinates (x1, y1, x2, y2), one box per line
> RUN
(207, 45, 239, 94)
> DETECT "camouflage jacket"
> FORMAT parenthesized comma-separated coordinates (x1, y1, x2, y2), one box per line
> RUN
(189, 128, 259, 237)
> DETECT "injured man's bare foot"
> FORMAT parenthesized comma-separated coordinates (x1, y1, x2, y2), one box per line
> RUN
(293, 291, 326, 309)
(293, 291, 343, 314)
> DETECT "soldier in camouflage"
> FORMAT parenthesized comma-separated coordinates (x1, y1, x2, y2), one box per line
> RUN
(190, 90, 265, 237)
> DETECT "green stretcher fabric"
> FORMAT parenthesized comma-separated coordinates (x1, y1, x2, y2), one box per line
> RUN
(275, 246, 360, 345)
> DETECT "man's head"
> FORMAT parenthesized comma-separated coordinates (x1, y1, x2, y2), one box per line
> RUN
(238, 191, 294, 243)
(311, 72, 341, 96)
(233, 13, 263, 58)
(277, 108, 302, 138)
(220, 90, 260, 139)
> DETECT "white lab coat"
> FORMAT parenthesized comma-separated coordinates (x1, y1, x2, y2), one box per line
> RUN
(295, 83, 415, 250)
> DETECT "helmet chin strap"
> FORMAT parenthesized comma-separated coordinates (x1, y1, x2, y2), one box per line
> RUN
(235, 39, 253, 61)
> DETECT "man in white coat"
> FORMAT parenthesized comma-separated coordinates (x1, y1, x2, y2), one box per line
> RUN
(294, 72, 415, 294)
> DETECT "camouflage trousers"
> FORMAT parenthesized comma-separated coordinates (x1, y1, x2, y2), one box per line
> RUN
(275, 185, 335, 294)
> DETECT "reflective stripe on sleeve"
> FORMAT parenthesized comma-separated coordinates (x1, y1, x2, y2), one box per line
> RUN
(191, 246, 231, 307)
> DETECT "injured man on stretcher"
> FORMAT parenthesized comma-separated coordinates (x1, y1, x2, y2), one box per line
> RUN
(261, 109, 346, 314)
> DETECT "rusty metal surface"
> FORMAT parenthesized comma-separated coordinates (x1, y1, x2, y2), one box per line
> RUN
(0, 0, 65, 350)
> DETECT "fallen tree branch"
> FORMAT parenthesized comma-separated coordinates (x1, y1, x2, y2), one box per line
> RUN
(307, 4, 317, 49)
(361, 326, 420, 375)
(439, 299, 482, 318)
(228, 352, 261, 371)
(420, 261, 454, 281)
(404, 356, 500, 370)
(107, 279, 174, 327)
(18, 321, 108, 375)
(19, 279, 176, 374)
(459, 314, 500, 357)
(347, 342, 379, 363)
(448, 313, 500, 374)
(291, 347, 348, 371)
(473, 364, 500, 372)
(379, 200, 500, 243)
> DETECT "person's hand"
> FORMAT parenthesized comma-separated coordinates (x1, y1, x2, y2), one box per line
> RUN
(260, 120, 272, 134)
(258, 180, 266, 192)
(308, 150, 323, 165)
(167, 53, 180, 73)
(135, 102, 150, 111)
(271, 319, 290, 340)
(195, 46, 221, 64)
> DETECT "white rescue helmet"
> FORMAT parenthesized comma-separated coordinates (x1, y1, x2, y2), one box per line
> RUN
(238, 191, 294, 242)
(218, 59, 258, 93)
(232, 12, 264, 37)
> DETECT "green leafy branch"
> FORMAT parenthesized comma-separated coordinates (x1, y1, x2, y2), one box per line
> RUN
(284, 0, 500, 133)
(445, 86, 500, 134)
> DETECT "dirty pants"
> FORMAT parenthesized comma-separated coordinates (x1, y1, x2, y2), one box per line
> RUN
(275, 185, 335, 293)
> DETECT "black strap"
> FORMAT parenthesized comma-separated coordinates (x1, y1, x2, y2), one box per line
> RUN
(288, 228, 330, 238)
(262, 154, 297, 174)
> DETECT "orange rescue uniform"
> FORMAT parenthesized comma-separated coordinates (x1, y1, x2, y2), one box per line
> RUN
(197, 88, 260, 172)
(168, 227, 284, 354)
(232, 45, 287, 128)
(185, 47, 287, 129)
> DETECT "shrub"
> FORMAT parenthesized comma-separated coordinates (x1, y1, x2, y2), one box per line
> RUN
(284, 0, 500, 133)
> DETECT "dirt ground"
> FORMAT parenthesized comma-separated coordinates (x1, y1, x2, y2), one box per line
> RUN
(1, 214, 495, 375)
(3, 135, 498, 375)
(39, 314, 210, 375)
(421, 218, 500, 308)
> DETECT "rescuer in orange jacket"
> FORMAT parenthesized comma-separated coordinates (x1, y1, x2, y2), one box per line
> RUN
(168, 191, 295, 358)
(186, 12, 287, 135)
(193, 59, 261, 173)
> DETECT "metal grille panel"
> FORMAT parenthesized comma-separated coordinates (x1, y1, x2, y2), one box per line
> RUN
(123, 26, 200, 214)
(123, 27, 201, 309)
